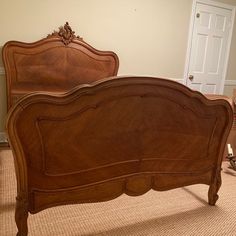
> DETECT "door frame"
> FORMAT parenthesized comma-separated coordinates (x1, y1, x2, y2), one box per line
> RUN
(184, 0, 235, 94)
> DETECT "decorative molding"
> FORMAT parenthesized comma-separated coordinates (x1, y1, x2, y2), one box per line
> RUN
(0, 66, 5, 75)
(47, 22, 82, 45)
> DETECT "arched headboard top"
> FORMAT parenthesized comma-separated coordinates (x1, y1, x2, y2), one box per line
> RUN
(2, 22, 119, 109)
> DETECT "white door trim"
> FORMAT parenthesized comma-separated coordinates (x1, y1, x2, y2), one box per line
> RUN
(184, 0, 235, 94)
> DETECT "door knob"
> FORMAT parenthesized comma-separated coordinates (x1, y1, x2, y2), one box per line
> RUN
(188, 75, 194, 81)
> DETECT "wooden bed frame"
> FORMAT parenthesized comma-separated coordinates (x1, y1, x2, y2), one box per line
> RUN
(2, 22, 119, 110)
(6, 76, 233, 236)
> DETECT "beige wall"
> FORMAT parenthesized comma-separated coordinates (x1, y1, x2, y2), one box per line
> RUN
(0, 0, 236, 131)
(0, 0, 192, 78)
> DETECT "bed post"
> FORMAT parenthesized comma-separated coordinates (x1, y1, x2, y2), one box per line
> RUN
(208, 168, 222, 205)
(15, 192, 28, 236)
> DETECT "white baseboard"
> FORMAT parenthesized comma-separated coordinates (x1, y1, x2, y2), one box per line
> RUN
(174, 78, 236, 86)
(173, 78, 236, 88)
(0, 132, 7, 143)
(225, 80, 236, 86)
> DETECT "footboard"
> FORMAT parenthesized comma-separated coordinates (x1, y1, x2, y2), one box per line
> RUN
(6, 76, 233, 235)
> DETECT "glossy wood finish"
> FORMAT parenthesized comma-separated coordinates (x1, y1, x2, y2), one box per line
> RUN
(6, 76, 233, 236)
(2, 22, 119, 110)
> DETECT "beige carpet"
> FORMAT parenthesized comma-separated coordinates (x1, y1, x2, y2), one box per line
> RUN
(1, 150, 236, 236)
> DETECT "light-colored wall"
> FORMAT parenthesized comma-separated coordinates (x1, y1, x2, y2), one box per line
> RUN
(0, 0, 235, 131)
(0, 0, 192, 78)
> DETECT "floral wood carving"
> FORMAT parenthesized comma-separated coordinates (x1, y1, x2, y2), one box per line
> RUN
(47, 22, 82, 45)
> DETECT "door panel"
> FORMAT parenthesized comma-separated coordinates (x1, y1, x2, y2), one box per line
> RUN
(194, 34, 208, 73)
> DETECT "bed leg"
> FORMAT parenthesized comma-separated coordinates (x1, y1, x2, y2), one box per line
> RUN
(15, 193, 28, 236)
(208, 169, 222, 206)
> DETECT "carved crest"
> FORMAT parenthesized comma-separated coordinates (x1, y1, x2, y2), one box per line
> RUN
(48, 22, 82, 45)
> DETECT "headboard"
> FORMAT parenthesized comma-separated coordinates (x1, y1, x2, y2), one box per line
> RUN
(2, 22, 119, 110)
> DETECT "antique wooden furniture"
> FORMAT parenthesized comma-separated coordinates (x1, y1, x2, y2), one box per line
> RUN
(6, 76, 233, 236)
(2, 22, 119, 110)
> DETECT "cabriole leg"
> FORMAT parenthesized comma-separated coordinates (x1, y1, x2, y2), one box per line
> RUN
(15, 194, 28, 236)
(208, 170, 221, 206)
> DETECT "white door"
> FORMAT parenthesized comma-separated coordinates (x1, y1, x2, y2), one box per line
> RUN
(185, 0, 235, 94)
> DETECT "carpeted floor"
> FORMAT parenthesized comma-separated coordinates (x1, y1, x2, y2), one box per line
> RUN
(1, 149, 236, 236)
